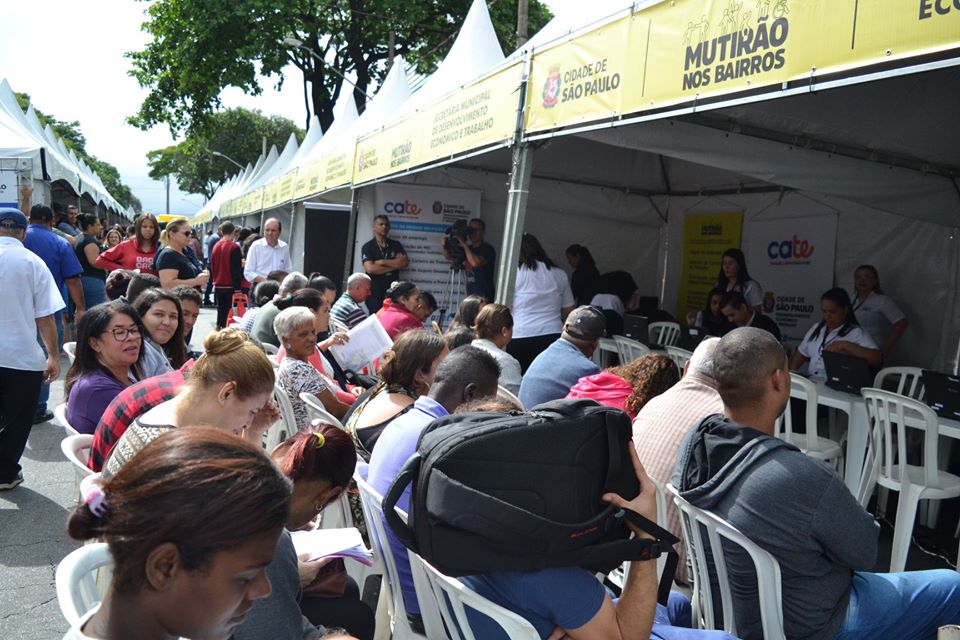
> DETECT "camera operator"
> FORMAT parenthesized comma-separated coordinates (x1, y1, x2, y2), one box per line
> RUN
(440, 218, 496, 301)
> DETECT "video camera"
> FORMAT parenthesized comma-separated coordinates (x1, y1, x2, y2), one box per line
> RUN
(444, 219, 468, 270)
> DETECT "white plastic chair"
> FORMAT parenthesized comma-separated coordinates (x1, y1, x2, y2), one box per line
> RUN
(595, 337, 619, 367)
(495, 385, 524, 410)
(776, 374, 844, 472)
(860, 388, 960, 572)
(411, 552, 540, 640)
(62, 341, 77, 364)
(261, 342, 279, 356)
(606, 478, 670, 591)
(873, 367, 925, 400)
(54, 403, 79, 436)
(665, 346, 693, 374)
(354, 473, 443, 639)
(61, 434, 94, 496)
(668, 484, 786, 640)
(613, 335, 650, 364)
(300, 392, 345, 429)
(649, 321, 681, 347)
(55, 542, 112, 625)
(264, 385, 297, 451)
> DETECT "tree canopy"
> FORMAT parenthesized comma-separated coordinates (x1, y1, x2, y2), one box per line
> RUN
(15, 92, 142, 213)
(128, 0, 551, 135)
(146, 107, 304, 199)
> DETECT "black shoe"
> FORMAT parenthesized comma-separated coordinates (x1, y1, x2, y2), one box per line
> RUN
(32, 410, 54, 424)
(0, 472, 24, 490)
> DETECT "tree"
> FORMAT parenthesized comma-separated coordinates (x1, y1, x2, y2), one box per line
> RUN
(15, 92, 142, 212)
(128, 0, 551, 135)
(146, 107, 304, 199)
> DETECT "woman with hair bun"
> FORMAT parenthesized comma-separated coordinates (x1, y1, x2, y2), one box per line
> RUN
(251, 271, 308, 346)
(102, 328, 279, 479)
(375, 281, 423, 340)
(790, 287, 881, 380)
(344, 329, 448, 460)
(851, 264, 908, 357)
(263, 427, 374, 640)
(64, 427, 291, 640)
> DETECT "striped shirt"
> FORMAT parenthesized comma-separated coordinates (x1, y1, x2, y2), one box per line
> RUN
(331, 291, 369, 329)
(632, 371, 724, 583)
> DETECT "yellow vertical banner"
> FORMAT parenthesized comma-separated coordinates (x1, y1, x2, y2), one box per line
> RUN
(676, 212, 743, 320)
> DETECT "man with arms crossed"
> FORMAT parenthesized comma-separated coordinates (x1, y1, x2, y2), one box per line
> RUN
(361, 215, 408, 314)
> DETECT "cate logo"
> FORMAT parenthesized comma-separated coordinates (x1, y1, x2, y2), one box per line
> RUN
(768, 235, 814, 260)
(384, 200, 421, 216)
(542, 65, 561, 109)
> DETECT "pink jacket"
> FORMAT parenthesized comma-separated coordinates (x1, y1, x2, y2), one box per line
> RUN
(566, 370, 635, 419)
(376, 303, 423, 340)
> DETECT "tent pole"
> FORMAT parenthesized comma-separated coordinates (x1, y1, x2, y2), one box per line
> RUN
(496, 145, 534, 305)
(495, 51, 533, 306)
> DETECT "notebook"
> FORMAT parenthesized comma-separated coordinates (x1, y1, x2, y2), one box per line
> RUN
(822, 351, 873, 394)
(921, 370, 960, 421)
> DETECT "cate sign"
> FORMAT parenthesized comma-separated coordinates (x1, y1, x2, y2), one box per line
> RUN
(768, 235, 814, 260)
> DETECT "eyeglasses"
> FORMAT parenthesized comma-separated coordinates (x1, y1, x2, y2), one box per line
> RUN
(108, 326, 141, 341)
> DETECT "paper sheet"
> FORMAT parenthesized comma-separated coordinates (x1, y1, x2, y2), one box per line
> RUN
(329, 314, 393, 371)
(290, 527, 374, 565)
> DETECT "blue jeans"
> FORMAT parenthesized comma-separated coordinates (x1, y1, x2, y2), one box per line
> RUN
(80, 275, 106, 308)
(652, 592, 738, 639)
(836, 570, 960, 640)
(35, 312, 64, 415)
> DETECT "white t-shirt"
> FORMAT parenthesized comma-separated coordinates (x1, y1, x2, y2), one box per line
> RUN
(64, 606, 183, 640)
(512, 262, 575, 339)
(726, 279, 764, 309)
(796, 322, 878, 380)
(0, 237, 64, 371)
(590, 293, 625, 318)
(852, 292, 906, 347)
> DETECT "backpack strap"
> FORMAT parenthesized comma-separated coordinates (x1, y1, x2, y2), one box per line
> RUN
(620, 508, 680, 606)
(382, 453, 420, 552)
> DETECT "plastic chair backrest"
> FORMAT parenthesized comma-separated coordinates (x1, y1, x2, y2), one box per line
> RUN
(353, 473, 430, 638)
(412, 553, 541, 640)
(613, 335, 650, 363)
(873, 367, 925, 400)
(496, 385, 524, 410)
(775, 373, 820, 452)
(60, 434, 94, 478)
(261, 342, 279, 356)
(668, 484, 786, 640)
(610, 478, 670, 589)
(299, 392, 345, 429)
(649, 321, 681, 347)
(264, 386, 296, 451)
(54, 403, 79, 436)
(55, 542, 113, 625)
(665, 346, 693, 374)
(595, 337, 619, 367)
(63, 342, 77, 364)
(861, 387, 941, 492)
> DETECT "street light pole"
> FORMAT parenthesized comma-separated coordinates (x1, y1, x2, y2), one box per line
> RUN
(211, 151, 245, 171)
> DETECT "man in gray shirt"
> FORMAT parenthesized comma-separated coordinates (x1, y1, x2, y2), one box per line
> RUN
(672, 327, 960, 640)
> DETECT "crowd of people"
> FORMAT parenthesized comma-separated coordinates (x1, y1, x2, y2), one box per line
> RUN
(2, 196, 956, 640)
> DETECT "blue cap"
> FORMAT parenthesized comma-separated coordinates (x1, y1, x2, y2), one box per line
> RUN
(0, 208, 28, 230)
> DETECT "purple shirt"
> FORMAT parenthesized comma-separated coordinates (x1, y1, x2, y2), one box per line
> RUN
(66, 369, 128, 435)
(367, 395, 448, 614)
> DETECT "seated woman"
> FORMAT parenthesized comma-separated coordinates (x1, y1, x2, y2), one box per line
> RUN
(65, 302, 144, 435)
(375, 281, 423, 339)
(471, 303, 522, 394)
(790, 287, 881, 380)
(132, 288, 187, 376)
(234, 280, 280, 332)
(590, 270, 640, 337)
(269, 427, 375, 640)
(274, 307, 351, 431)
(103, 329, 279, 479)
(344, 330, 448, 460)
(65, 428, 292, 640)
(447, 294, 487, 335)
(690, 287, 733, 337)
(566, 353, 680, 420)
(252, 272, 308, 347)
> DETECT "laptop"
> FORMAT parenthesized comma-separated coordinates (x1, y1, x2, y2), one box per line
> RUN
(677, 325, 705, 352)
(921, 370, 960, 420)
(620, 314, 667, 350)
(822, 351, 873, 394)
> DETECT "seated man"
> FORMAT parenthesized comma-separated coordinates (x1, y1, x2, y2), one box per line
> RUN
(331, 272, 372, 329)
(672, 327, 960, 640)
(519, 305, 603, 408)
(461, 443, 738, 640)
(719, 292, 781, 341)
(367, 346, 501, 625)
(633, 337, 721, 584)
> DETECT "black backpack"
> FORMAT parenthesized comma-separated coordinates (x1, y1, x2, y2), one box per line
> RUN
(383, 399, 678, 600)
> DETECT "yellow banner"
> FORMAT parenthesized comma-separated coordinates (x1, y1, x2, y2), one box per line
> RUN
(527, 0, 960, 132)
(261, 179, 282, 210)
(321, 146, 355, 192)
(294, 160, 324, 200)
(676, 212, 743, 321)
(353, 63, 521, 183)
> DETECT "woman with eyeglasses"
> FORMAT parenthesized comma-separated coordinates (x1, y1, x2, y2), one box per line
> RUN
(155, 217, 209, 290)
(65, 302, 144, 435)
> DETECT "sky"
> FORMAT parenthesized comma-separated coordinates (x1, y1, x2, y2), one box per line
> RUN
(0, 0, 592, 215)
